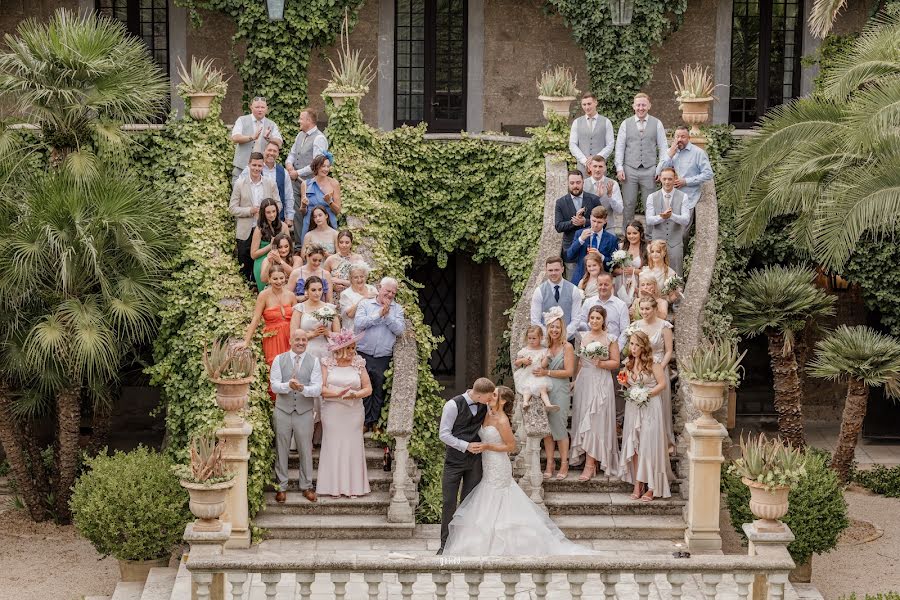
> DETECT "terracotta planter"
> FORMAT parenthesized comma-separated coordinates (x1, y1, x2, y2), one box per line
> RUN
(687, 380, 728, 428)
(680, 97, 713, 148)
(538, 95, 575, 119)
(743, 477, 790, 532)
(326, 91, 365, 109)
(181, 479, 235, 532)
(117, 556, 170, 582)
(210, 376, 253, 428)
(186, 93, 216, 120)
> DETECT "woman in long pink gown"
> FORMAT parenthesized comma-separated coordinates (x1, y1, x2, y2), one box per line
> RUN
(316, 329, 373, 498)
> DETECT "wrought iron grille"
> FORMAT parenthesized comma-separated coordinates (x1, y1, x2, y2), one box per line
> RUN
(411, 256, 456, 377)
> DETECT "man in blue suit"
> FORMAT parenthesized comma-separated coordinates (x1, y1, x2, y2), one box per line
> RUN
(566, 205, 618, 284)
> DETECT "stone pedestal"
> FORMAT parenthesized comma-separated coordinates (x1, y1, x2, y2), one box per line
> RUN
(215, 421, 253, 549)
(683, 421, 727, 554)
(184, 522, 230, 600)
(743, 522, 795, 600)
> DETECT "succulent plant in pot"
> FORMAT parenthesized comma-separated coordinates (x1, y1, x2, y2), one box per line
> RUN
(175, 435, 235, 532)
(671, 64, 722, 139)
(323, 10, 375, 108)
(176, 56, 227, 120)
(536, 66, 579, 119)
(202, 338, 255, 427)
(680, 339, 746, 428)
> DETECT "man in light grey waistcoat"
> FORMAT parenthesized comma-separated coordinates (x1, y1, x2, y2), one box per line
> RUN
(583, 155, 624, 236)
(286, 108, 329, 204)
(614, 93, 668, 227)
(529, 255, 583, 342)
(569, 92, 614, 177)
(270, 329, 322, 504)
(645, 167, 690, 276)
(230, 96, 283, 185)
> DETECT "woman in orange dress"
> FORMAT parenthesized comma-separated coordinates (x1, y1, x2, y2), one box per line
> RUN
(238, 264, 297, 399)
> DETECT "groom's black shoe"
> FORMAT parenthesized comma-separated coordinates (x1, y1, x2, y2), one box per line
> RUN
(435, 547, 443, 556)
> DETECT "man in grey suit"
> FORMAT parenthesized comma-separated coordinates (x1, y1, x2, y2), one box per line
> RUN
(230, 96, 283, 185)
(645, 167, 690, 276)
(270, 329, 322, 504)
(569, 92, 614, 176)
(614, 93, 668, 227)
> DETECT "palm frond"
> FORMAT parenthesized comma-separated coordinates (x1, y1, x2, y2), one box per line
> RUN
(824, 13, 900, 99)
(808, 325, 900, 390)
(844, 77, 900, 148)
(808, 0, 848, 38)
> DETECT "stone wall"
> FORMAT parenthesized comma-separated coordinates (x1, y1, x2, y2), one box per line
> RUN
(187, 9, 244, 122)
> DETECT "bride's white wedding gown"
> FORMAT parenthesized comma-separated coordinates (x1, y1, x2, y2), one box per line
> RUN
(443, 425, 596, 556)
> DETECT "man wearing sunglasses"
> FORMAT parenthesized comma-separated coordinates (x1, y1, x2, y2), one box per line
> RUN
(230, 96, 283, 185)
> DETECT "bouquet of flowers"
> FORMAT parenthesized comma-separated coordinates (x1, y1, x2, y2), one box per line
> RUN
(661, 274, 685, 296)
(312, 304, 337, 326)
(625, 385, 652, 407)
(579, 341, 609, 361)
(609, 249, 633, 270)
(617, 370, 629, 387)
(620, 323, 640, 357)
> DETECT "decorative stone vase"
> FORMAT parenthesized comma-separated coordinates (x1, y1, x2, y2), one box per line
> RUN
(117, 556, 170, 583)
(211, 376, 253, 428)
(181, 479, 235, 533)
(186, 93, 216, 120)
(538, 96, 575, 119)
(687, 380, 728, 428)
(326, 90, 365, 109)
(742, 477, 790, 532)
(680, 97, 714, 148)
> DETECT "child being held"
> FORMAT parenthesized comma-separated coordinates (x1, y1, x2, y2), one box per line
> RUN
(512, 326, 559, 413)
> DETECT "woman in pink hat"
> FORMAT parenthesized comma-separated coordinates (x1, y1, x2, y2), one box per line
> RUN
(316, 329, 372, 498)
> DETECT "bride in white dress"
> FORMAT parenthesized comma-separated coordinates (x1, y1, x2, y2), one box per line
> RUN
(443, 386, 596, 556)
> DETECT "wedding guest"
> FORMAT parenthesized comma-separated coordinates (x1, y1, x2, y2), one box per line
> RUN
(230, 153, 279, 284)
(633, 296, 676, 451)
(251, 198, 287, 292)
(288, 244, 333, 303)
(239, 263, 297, 385)
(569, 92, 614, 176)
(658, 125, 713, 242)
(613, 220, 648, 305)
(239, 141, 293, 226)
(512, 325, 555, 413)
(614, 93, 667, 226)
(583, 155, 624, 235)
(620, 331, 671, 501)
(629, 271, 669, 321)
(644, 240, 679, 302)
(260, 233, 302, 286)
(286, 108, 329, 181)
(297, 154, 341, 248)
(270, 329, 321, 504)
(565, 205, 618, 283)
(570, 305, 620, 480)
(532, 307, 575, 480)
(355, 277, 406, 431)
(530, 256, 583, 342)
(317, 329, 372, 498)
(290, 276, 341, 356)
(339, 262, 377, 331)
(645, 167, 689, 276)
(231, 96, 282, 185)
(576, 273, 629, 351)
(324, 230, 366, 294)
(578, 253, 605, 300)
(554, 170, 601, 279)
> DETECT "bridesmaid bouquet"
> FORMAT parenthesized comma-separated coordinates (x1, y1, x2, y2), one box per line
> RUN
(620, 323, 641, 357)
(609, 249, 633, 270)
(579, 341, 609, 360)
(661, 274, 685, 296)
(312, 305, 337, 325)
(625, 385, 652, 407)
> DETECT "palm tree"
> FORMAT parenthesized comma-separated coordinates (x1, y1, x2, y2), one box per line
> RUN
(730, 266, 836, 449)
(808, 325, 900, 482)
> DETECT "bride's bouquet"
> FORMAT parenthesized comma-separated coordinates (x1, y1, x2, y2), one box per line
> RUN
(579, 341, 609, 361)
(609, 249, 633, 270)
(312, 304, 337, 326)
(625, 384, 652, 407)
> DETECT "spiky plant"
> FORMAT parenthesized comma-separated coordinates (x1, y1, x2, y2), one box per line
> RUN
(730, 266, 835, 449)
(671, 64, 721, 105)
(808, 325, 900, 482)
(176, 56, 228, 96)
(323, 9, 375, 94)
(730, 433, 807, 491)
(173, 435, 233, 485)
(536, 66, 579, 98)
(202, 339, 256, 381)
(680, 339, 747, 387)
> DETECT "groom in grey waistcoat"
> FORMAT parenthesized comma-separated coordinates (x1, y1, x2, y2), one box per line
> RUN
(270, 329, 322, 504)
(436, 377, 496, 554)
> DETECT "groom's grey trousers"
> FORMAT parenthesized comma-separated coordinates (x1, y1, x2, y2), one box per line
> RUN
(440, 457, 483, 547)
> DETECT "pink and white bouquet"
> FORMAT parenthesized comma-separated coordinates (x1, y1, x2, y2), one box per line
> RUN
(312, 304, 337, 326)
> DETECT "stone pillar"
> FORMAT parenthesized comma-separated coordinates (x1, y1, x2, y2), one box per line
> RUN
(215, 421, 253, 549)
(184, 522, 230, 600)
(743, 522, 795, 600)
(683, 421, 728, 554)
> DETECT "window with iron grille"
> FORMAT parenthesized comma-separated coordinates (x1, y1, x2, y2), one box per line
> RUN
(96, 0, 170, 76)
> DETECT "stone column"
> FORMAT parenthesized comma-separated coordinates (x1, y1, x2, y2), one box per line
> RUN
(683, 421, 728, 554)
(743, 522, 795, 600)
(215, 421, 253, 549)
(184, 522, 230, 600)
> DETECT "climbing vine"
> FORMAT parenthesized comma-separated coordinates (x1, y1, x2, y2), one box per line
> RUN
(545, 0, 688, 122)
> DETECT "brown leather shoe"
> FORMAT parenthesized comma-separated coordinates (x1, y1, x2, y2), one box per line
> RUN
(301, 489, 317, 503)
(275, 491, 286, 504)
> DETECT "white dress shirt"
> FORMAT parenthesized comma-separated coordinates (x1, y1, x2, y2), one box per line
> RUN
(238, 162, 294, 221)
(569, 115, 615, 166)
(530, 279, 584, 340)
(247, 175, 266, 208)
(286, 127, 329, 178)
(231, 116, 283, 147)
(646, 190, 691, 227)
(586, 176, 624, 216)
(576, 293, 630, 350)
(269, 351, 323, 397)
(614, 115, 669, 173)
(439, 391, 480, 453)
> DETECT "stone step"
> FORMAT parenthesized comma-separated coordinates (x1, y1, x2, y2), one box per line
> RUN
(168, 558, 191, 600)
(109, 582, 144, 600)
(544, 491, 685, 516)
(290, 446, 386, 470)
(268, 466, 397, 492)
(541, 470, 681, 494)
(139, 568, 177, 600)
(254, 513, 416, 540)
(551, 514, 685, 540)
(84, 596, 112, 600)
(261, 490, 391, 515)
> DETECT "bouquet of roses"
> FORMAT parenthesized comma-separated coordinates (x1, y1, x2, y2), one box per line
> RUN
(661, 274, 685, 296)
(579, 341, 609, 361)
(609, 249, 633, 270)
(312, 304, 337, 326)
(625, 385, 652, 407)
(616, 370, 629, 388)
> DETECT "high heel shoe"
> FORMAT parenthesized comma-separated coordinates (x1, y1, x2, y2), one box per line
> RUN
(578, 465, 596, 481)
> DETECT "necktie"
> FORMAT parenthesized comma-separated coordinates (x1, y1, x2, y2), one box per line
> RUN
(588, 117, 595, 132)
(590, 233, 597, 249)
(638, 118, 646, 135)
(664, 194, 671, 212)
(554, 285, 560, 302)
(292, 353, 302, 380)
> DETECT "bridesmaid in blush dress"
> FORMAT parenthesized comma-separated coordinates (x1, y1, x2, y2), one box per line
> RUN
(316, 330, 372, 498)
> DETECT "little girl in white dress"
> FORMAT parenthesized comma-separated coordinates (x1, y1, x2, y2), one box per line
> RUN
(512, 326, 558, 413)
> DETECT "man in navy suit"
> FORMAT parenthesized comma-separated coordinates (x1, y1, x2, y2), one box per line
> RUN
(555, 170, 603, 279)
(566, 205, 618, 284)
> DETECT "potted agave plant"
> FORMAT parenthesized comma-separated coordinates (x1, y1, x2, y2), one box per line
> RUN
(671, 64, 721, 143)
(176, 435, 235, 532)
(729, 433, 806, 532)
(176, 56, 228, 120)
(537, 66, 579, 119)
(323, 10, 375, 108)
(202, 338, 256, 428)
(680, 339, 746, 428)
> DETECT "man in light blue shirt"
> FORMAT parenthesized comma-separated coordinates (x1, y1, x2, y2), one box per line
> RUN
(657, 125, 713, 242)
(354, 277, 406, 430)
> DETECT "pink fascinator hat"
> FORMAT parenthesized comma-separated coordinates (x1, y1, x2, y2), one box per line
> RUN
(327, 329, 365, 352)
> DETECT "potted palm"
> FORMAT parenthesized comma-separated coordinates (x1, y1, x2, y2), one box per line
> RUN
(176, 435, 235, 532)
(323, 11, 375, 108)
(537, 66, 579, 119)
(202, 338, 255, 427)
(729, 433, 807, 532)
(680, 339, 746, 428)
(176, 56, 228, 120)
(671, 64, 721, 142)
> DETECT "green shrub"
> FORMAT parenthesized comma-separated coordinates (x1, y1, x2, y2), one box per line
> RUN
(70, 447, 190, 561)
(722, 448, 849, 564)
(840, 594, 900, 600)
(854, 464, 900, 497)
